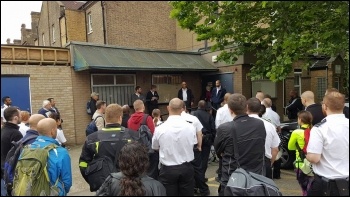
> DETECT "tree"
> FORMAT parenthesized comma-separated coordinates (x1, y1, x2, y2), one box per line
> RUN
(170, 1, 349, 82)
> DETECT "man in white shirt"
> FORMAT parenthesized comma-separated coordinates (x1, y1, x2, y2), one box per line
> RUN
(177, 81, 194, 113)
(215, 93, 232, 129)
(18, 111, 30, 137)
(181, 102, 209, 196)
(262, 98, 281, 132)
(307, 92, 349, 196)
(1, 96, 12, 127)
(92, 100, 106, 131)
(152, 98, 197, 196)
(247, 98, 280, 179)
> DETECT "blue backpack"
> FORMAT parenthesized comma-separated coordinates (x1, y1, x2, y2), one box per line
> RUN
(86, 115, 104, 136)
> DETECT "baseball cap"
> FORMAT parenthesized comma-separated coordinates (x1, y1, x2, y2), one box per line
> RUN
(91, 92, 99, 97)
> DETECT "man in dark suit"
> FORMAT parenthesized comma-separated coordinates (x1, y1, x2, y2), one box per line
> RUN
(146, 85, 160, 116)
(211, 80, 227, 118)
(178, 81, 194, 113)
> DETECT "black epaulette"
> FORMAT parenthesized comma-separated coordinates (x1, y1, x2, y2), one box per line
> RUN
(314, 118, 327, 127)
(186, 120, 193, 124)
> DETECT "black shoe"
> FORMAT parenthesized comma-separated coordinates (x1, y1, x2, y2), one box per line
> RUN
(200, 190, 210, 196)
(205, 178, 208, 182)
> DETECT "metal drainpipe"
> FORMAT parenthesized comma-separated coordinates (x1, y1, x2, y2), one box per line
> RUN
(47, 2, 51, 45)
(101, 1, 107, 45)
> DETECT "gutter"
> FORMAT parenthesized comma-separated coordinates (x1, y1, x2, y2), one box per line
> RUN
(101, 1, 107, 45)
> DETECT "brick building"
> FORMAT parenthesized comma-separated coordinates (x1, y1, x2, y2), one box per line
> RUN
(3, 0, 347, 140)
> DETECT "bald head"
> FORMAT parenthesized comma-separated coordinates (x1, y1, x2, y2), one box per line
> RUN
(263, 98, 272, 108)
(28, 114, 45, 130)
(168, 98, 183, 115)
(301, 91, 315, 107)
(224, 93, 232, 103)
(256, 91, 265, 102)
(133, 100, 145, 112)
(37, 118, 57, 138)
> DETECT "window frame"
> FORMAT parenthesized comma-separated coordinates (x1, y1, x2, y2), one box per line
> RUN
(91, 74, 136, 87)
(317, 77, 326, 100)
(294, 73, 302, 96)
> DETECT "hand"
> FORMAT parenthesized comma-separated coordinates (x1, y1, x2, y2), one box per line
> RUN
(197, 146, 202, 151)
(191, 102, 194, 106)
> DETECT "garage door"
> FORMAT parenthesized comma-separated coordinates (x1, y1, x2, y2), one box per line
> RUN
(1, 76, 31, 113)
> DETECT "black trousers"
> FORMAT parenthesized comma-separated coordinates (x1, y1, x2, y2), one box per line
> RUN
(307, 174, 345, 196)
(264, 157, 272, 179)
(192, 149, 210, 194)
(147, 152, 159, 180)
(201, 145, 211, 175)
(158, 162, 194, 196)
(212, 103, 220, 119)
(273, 158, 281, 178)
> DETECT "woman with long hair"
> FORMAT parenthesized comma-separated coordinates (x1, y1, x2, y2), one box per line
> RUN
(288, 110, 314, 196)
(96, 142, 166, 196)
(152, 109, 162, 127)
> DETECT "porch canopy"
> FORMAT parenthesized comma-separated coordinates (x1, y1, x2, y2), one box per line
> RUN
(67, 42, 218, 72)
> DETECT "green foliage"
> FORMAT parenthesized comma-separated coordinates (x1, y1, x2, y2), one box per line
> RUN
(170, 1, 349, 82)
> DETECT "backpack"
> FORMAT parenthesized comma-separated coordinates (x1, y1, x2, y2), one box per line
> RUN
(85, 128, 137, 192)
(86, 115, 104, 136)
(12, 143, 60, 196)
(3, 135, 38, 189)
(224, 121, 282, 196)
(87, 100, 92, 115)
(302, 128, 311, 153)
(138, 114, 154, 154)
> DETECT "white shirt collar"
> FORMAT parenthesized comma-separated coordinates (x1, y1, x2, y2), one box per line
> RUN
(248, 114, 260, 119)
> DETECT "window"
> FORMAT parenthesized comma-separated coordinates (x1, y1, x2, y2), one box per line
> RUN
(42, 33, 45, 46)
(334, 65, 341, 74)
(317, 77, 326, 100)
(52, 24, 55, 43)
(294, 74, 301, 96)
(88, 12, 93, 33)
(252, 80, 277, 98)
(152, 74, 182, 102)
(91, 74, 135, 105)
(334, 77, 340, 90)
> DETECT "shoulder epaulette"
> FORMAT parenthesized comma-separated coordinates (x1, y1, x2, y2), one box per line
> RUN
(314, 118, 327, 127)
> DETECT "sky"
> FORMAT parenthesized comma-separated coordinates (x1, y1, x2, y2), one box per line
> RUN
(1, 1, 42, 44)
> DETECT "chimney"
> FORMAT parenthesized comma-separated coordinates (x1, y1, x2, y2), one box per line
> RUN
(6, 38, 11, 44)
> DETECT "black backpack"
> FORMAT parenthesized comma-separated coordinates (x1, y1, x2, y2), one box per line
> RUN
(3, 135, 38, 189)
(85, 128, 138, 192)
(138, 115, 154, 153)
(86, 115, 104, 136)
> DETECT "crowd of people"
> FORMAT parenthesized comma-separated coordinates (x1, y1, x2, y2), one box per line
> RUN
(0, 81, 349, 196)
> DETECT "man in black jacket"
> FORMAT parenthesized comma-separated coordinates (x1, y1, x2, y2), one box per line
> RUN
(191, 100, 216, 180)
(79, 104, 139, 192)
(211, 80, 227, 119)
(285, 90, 304, 120)
(88, 92, 99, 119)
(178, 81, 194, 113)
(214, 94, 266, 196)
(1, 107, 22, 168)
(146, 85, 159, 116)
(301, 91, 325, 125)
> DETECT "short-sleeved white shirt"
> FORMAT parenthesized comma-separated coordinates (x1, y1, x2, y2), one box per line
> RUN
(262, 108, 280, 128)
(215, 104, 233, 129)
(1, 104, 9, 122)
(152, 115, 197, 166)
(55, 128, 67, 145)
(181, 111, 203, 133)
(307, 114, 349, 179)
(249, 114, 280, 159)
(18, 122, 30, 137)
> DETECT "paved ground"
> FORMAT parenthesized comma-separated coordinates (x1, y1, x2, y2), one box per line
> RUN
(67, 145, 302, 196)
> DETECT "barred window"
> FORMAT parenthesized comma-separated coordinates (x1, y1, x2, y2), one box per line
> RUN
(152, 74, 182, 102)
(317, 77, 326, 100)
(91, 74, 135, 106)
